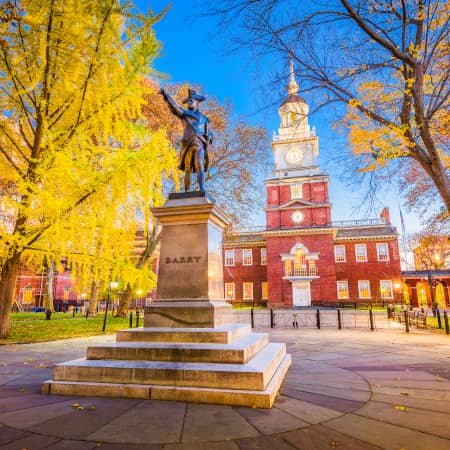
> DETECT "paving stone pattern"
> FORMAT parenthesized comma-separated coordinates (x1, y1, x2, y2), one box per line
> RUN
(0, 329, 449, 449)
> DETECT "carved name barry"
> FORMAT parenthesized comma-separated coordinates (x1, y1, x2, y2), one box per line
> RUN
(165, 256, 202, 264)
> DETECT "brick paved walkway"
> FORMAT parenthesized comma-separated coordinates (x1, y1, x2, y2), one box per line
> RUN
(0, 329, 449, 449)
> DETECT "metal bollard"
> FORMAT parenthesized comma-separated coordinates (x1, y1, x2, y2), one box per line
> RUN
(129, 312, 133, 328)
(444, 311, 449, 335)
(136, 311, 140, 328)
(337, 308, 342, 330)
(316, 308, 321, 329)
(85, 310, 89, 319)
(404, 310, 409, 333)
(251, 308, 254, 329)
(270, 309, 274, 328)
(437, 309, 442, 329)
(369, 309, 374, 331)
(72, 309, 75, 318)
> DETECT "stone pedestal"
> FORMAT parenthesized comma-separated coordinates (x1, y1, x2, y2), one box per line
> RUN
(145, 192, 232, 328)
(42, 192, 291, 408)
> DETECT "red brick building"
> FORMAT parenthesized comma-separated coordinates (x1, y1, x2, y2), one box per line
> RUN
(223, 63, 402, 307)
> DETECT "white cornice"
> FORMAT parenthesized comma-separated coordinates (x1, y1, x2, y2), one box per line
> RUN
(265, 175, 329, 185)
(263, 228, 338, 238)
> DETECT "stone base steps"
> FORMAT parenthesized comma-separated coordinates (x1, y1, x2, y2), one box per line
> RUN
(42, 354, 292, 408)
(42, 323, 291, 408)
(87, 332, 269, 364)
(116, 324, 251, 344)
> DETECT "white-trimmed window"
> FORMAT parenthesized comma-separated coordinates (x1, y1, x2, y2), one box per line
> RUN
(224, 250, 235, 267)
(243, 249, 253, 266)
(355, 244, 368, 262)
(337, 281, 349, 299)
(290, 183, 303, 199)
(377, 243, 389, 261)
(334, 245, 346, 263)
(261, 282, 268, 300)
(243, 282, 253, 300)
(225, 283, 235, 301)
(358, 280, 371, 299)
(380, 280, 393, 298)
(261, 248, 267, 265)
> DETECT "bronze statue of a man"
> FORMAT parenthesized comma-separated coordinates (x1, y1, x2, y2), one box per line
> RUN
(159, 87, 213, 192)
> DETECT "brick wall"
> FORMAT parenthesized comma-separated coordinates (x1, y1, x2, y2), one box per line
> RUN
(334, 239, 402, 301)
(223, 247, 268, 302)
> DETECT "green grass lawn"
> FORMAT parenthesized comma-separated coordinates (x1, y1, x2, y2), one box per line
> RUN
(0, 312, 135, 345)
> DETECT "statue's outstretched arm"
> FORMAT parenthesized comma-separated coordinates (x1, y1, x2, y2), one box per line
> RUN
(159, 88, 183, 118)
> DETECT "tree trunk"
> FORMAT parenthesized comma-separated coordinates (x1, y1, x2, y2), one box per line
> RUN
(0, 252, 22, 338)
(44, 256, 55, 312)
(116, 283, 132, 318)
(88, 278, 102, 317)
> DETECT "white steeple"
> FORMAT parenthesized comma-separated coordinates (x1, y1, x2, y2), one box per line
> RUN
(271, 58, 319, 178)
(287, 57, 299, 95)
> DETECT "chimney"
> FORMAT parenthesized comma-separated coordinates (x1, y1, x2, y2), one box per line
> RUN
(380, 207, 391, 224)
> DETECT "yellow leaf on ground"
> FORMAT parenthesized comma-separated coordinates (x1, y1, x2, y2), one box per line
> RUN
(72, 403, 81, 408)
(88, 405, 96, 411)
(394, 405, 409, 412)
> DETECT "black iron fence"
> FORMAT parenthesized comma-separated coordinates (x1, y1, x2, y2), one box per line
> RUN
(232, 308, 450, 334)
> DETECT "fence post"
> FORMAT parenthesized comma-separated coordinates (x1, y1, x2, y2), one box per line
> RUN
(270, 309, 274, 328)
(251, 308, 254, 329)
(337, 308, 342, 330)
(316, 308, 321, 329)
(444, 311, 449, 335)
(369, 309, 374, 331)
(129, 312, 133, 328)
(136, 311, 140, 328)
(437, 309, 442, 329)
(404, 310, 409, 333)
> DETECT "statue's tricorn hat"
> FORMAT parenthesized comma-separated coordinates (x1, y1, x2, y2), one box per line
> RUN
(182, 88, 206, 104)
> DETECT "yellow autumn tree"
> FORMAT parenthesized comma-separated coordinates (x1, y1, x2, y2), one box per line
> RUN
(0, 0, 178, 337)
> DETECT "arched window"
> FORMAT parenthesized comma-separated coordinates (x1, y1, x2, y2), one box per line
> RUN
(23, 285, 33, 304)
(436, 282, 445, 307)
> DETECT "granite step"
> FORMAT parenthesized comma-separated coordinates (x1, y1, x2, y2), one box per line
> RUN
(51, 342, 286, 391)
(42, 354, 291, 408)
(116, 323, 251, 344)
(87, 332, 269, 364)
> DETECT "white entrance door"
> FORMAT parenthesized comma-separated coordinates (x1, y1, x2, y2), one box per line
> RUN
(293, 282, 311, 307)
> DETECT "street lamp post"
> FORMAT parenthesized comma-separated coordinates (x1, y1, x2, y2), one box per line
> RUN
(102, 281, 119, 332)
(136, 289, 143, 312)
(394, 282, 402, 305)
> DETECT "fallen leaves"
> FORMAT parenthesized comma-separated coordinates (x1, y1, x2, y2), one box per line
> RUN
(394, 405, 409, 412)
(71, 402, 97, 412)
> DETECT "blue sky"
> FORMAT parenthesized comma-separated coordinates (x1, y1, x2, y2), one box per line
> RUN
(141, 0, 422, 235)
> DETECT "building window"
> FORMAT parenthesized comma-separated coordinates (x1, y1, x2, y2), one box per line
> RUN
(243, 282, 253, 300)
(334, 245, 346, 263)
(355, 244, 368, 262)
(225, 283, 235, 301)
(261, 282, 268, 300)
(243, 249, 253, 266)
(224, 250, 235, 267)
(358, 280, 371, 299)
(337, 281, 349, 299)
(22, 285, 33, 304)
(377, 243, 389, 261)
(290, 183, 303, 199)
(380, 280, 393, 298)
(261, 248, 267, 265)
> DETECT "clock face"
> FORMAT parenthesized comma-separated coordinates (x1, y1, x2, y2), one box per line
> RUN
(291, 210, 304, 224)
(285, 148, 303, 165)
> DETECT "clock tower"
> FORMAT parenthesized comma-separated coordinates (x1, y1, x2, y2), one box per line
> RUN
(265, 59, 331, 230)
